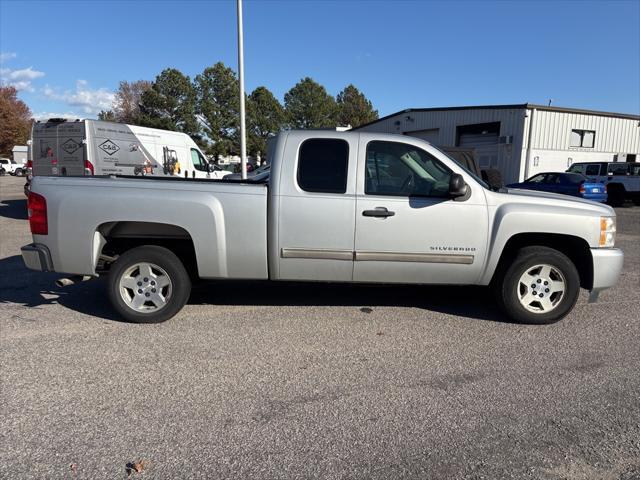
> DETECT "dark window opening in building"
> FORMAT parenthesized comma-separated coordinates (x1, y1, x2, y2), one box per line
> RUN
(570, 129, 596, 148)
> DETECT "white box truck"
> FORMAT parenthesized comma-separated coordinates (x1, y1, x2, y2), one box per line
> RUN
(29, 119, 226, 180)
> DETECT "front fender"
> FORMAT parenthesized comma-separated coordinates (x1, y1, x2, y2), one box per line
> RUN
(479, 202, 602, 285)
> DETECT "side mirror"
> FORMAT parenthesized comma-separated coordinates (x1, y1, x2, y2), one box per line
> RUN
(208, 163, 217, 173)
(449, 173, 468, 197)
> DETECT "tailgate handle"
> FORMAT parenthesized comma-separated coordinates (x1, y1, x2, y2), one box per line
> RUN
(362, 207, 395, 218)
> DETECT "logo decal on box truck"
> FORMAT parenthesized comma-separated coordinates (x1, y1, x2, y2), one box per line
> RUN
(61, 139, 80, 154)
(98, 139, 120, 156)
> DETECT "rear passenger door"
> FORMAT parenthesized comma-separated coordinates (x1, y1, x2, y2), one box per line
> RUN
(276, 135, 358, 282)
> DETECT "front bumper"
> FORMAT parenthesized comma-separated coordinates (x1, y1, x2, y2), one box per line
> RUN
(21, 243, 54, 272)
(589, 248, 624, 300)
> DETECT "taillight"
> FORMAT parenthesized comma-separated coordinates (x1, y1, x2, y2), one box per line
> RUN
(579, 183, 585, 194)
(28, 192, 48, 235)
(26, 159, 33, 173)
(604, 184, 607, 193)
(84, 159, 94, 175)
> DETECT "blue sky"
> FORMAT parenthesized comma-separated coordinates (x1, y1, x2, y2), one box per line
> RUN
(1, 0, 639, 119)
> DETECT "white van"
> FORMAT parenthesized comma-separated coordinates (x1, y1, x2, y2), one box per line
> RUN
(30, 119, 226, 179)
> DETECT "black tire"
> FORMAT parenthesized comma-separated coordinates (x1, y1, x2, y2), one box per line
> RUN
(0, 168, 5, 176)
(107, 245, 191, 323)
(14, 168, 23, 177)
(481, 168, 504, 190)
(493, 246, 580, 325)
(607, 184, 625, 207)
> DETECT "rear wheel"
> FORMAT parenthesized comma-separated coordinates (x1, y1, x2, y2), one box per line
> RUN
(107, 246, 191, 323)
(494, 246, 580, 324)
(607, 184, 625, 207)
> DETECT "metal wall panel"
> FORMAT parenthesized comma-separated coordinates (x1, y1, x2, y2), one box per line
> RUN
(523, 110, 640, 153)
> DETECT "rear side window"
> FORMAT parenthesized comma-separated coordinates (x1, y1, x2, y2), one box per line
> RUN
(585, 164, 601, 176)
(297, 139, 349, 193)
(608, 163, 629, 175)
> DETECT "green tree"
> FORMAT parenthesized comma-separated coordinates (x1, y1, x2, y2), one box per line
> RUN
(284, 77, 337, 129)
(247, 86, 285, 158)
(195, 62, 239, 159)
(138, 69, 200, 137)
(336, 84, 378, 128)
(0, 86, 31, 156)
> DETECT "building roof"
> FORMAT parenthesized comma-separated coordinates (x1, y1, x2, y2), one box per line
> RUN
(12, 145, 28, 152)
(353, 103, 640, 129)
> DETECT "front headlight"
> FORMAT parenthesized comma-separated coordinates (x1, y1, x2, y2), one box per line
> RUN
(599, 216, 616, 247)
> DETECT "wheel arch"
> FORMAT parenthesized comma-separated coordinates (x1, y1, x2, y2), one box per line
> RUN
(489, 233, 593, 290)
(96, 221, 199, 279)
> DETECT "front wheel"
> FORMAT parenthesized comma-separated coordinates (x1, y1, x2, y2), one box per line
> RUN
(494, 246, 580, 324)
(107, 246, 191, 323)
(14, 168, 23, 177)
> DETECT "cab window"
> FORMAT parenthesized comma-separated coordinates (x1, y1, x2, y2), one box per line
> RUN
(297, 138, 349, 194)
(585, 164, 602, 176)
(190, 149, 208, 172)
(567, 164, 584, 174)
(365, 141, 451, 197)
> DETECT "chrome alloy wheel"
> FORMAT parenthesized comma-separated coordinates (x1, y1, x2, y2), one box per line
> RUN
(118, 262, 172, 313)
(517, 264, 566, 313)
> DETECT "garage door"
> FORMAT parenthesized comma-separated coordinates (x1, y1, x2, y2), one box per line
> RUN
(457, 123, 500, 169)
(405, 128, 440, 145)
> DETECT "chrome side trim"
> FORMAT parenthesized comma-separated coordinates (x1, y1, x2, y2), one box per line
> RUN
(355, 251, 474, 264)
(281, 248, 354, 261)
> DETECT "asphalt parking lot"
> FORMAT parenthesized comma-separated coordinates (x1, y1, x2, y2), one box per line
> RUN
(1, 174, 639, 479)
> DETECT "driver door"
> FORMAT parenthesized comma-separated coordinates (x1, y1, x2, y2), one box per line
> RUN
(353, 137, 489, 285)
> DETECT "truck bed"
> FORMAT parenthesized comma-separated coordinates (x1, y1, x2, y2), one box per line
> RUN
(29, 175, 269, 279)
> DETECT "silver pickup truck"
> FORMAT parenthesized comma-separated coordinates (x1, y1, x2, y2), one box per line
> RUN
(22, 130, 623, 324)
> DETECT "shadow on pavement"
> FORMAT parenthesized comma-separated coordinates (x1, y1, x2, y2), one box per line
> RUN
(0, 255, 120, 321)
(190, 280, 511, 323)
(0, 199, 28, 220)
(0, 254, 511, 324)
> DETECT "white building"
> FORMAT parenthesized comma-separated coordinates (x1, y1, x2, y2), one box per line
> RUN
(354, 104, 640, 183)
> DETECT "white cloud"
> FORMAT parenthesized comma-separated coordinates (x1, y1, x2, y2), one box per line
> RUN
(0, 66, 45, 92)
(32, 111, 81, 121)
(43, 80, 115, 115)
(0, 52, 17, 63)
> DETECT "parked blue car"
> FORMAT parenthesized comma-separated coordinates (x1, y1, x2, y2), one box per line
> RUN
(506, 172, 608, 203)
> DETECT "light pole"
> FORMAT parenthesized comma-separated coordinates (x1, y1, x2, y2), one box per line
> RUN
(237, 0, 247, 180)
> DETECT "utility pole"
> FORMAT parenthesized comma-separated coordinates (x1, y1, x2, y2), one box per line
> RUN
(237, 0, 247, 180)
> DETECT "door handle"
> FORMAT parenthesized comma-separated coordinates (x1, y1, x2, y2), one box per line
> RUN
(362, 207, 395, 218)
